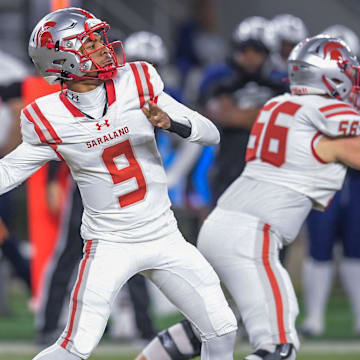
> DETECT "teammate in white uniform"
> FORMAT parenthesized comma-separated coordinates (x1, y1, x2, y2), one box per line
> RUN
(136, 35, 360, 360)
(0, 7, 238, 360)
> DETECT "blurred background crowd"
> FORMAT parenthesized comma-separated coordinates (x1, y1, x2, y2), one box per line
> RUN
(1, 0, 360, 353)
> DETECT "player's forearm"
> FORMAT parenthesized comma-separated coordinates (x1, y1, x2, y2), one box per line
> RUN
(318, 135, 360, 170)
(158, 92, 220, 145)
(0, 142, 53, 194)
(0, 158, 29, 195)
(335, 136, 360, 170)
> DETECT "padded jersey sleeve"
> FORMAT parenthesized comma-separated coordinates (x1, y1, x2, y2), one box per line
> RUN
(128, 61, 164, 106)
(310, 100, 360, 137)
(0, 141, 58, 195)
(0, 109, 60, 195)
(157, 92, 220, 145)
(129, 61, 220, 145)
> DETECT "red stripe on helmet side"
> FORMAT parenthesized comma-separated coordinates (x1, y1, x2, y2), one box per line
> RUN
(77, 9, 94, 19)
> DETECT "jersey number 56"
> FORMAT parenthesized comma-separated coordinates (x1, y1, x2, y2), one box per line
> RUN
(246, 101, 301, 167)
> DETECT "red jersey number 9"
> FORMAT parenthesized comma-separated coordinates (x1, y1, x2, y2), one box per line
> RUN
(102, 140, 147, 207)
(246, 101, 302, 167)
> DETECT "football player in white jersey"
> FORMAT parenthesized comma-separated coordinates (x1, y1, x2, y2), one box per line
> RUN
(136, 35, 360, 360)
(0, 7, 238, 360)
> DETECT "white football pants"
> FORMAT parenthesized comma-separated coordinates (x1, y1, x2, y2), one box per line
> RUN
(54, 229, 237, 358)
(197, 207, 300, 351)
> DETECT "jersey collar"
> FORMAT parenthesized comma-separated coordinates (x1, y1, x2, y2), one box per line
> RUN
(59, 79, 116, 117)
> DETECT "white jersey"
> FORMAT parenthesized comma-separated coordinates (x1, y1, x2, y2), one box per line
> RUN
(0, 61, 219, 243)
(218, 93, 360, 242)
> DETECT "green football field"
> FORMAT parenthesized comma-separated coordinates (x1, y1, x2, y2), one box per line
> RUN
(0, 285, 359, 359)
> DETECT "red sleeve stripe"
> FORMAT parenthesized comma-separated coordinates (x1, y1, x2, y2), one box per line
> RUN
(130, 63, 145, 108)
(105, 80, 116, 106)
(154, 96, 158, 104)
(59, 92, 84, 117)
(325, 110, 360, 118)
(31, 102, 62, 144)
(311, 131, 327, 164)
(319, 103, 354, 112)
(23, 108, 47, 144)
(140, 61, 155, 101)
(23, 107, 63, 160)
(262, 224, 288, 344)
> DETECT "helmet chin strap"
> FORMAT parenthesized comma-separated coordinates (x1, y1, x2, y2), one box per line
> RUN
(98, 69, 117, 80)
(47, 68, 118, 82)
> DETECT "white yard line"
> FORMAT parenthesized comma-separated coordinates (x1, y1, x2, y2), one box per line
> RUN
(0, 341, 359, 355)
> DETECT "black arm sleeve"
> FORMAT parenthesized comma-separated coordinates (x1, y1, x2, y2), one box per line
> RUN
(167, 118, 192, 138)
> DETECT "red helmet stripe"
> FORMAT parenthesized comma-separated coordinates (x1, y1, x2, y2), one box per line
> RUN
(77, 9, 94, 19)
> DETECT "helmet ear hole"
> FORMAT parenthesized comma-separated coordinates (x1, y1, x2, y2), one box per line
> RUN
(331, 78, 342, 84)
(53, 59, 65, 65)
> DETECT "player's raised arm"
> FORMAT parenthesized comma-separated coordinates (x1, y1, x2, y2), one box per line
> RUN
(147, 93, 220, 145)
(139, 61, 220, 146)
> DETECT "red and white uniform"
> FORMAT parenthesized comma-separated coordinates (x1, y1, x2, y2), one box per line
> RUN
(197, 93, 360, 352)
(0, 62, 237, 358)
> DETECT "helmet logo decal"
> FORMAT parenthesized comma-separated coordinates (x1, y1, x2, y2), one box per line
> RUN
(323, 41, 344, 61)
(36, 21, 56, 47)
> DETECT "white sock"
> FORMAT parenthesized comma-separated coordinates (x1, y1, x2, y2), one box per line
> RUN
(201, 331, 236, 360)
(339, 257, 360, 332)
(302, 257, 334, 333)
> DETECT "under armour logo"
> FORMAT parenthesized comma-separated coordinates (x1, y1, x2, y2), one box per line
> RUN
(68, 92, 79, 102)
(96, 120, 110, 130)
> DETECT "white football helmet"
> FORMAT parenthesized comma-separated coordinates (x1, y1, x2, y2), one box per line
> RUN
(322, 24, 360, 56)
(272, 14, 308, 48)
(124, 31, 168, 66)
(288, 35, 359, 100)
(28, 7, 125, 84)
(232, 16, 276, 53)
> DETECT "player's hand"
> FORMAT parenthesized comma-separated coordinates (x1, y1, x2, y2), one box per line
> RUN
(0, 217, 9, 246)
(142, 101, 171, 130)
